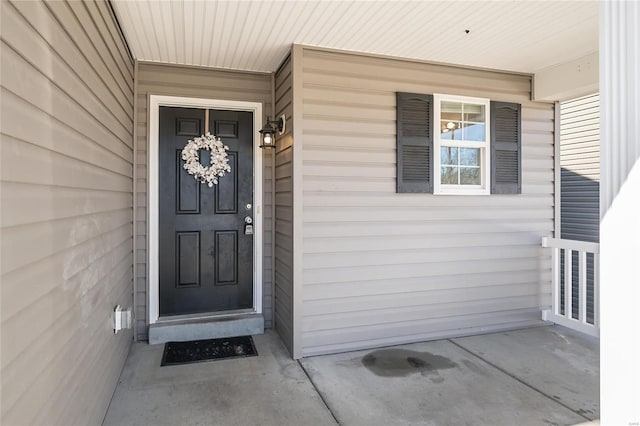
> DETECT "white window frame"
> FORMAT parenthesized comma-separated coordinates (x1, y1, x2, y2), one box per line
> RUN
(433, 94, 491, 195)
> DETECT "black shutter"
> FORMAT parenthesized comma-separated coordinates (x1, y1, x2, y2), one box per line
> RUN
(396, 92, 433, 193)
(491, 101, 521, 194)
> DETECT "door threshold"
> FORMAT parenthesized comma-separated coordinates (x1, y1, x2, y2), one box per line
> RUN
(156, 308, 255, 324)
(149, 312, 264, 345)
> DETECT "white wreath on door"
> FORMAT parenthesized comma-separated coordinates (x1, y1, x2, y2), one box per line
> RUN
(181, 133, 231, 187)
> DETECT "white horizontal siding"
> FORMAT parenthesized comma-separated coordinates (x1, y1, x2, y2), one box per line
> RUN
(1, 1, 134, 424)
(299, 48, 553, 356)
(134, 62, 274, 339)
(302, 308, 543, 356)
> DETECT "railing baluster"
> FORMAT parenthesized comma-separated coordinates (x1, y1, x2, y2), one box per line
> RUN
(593, 252, 600, 327)
(552, 247, 560, 316)
(579, 250, 587, 324)
(565, 249, 572, 319)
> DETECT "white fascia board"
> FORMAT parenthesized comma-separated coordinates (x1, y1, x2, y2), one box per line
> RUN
(533, 52, 599, 102)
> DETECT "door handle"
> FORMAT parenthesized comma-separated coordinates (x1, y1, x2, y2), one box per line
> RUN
(244, 216, 254, 235)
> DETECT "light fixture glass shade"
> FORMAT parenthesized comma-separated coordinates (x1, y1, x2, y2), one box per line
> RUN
(259, 120, 276, 148)
(262, 132, 274, 146)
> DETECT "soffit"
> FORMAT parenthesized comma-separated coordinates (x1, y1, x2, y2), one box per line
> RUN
(112, 1, 598, 74)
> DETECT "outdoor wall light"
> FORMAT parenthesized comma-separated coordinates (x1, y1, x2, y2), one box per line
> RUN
(259, 114, 286, 149)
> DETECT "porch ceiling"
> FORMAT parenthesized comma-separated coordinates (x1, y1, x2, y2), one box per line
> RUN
(111, 0, 598, 74)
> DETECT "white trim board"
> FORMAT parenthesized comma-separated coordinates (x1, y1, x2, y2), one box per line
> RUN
(148, 95, 264, 325)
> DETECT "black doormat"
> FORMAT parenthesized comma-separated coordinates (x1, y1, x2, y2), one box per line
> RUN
(161, 335, 258, 366)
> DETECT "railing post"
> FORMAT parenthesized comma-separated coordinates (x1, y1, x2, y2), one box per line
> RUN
(552, 247, 560, 315)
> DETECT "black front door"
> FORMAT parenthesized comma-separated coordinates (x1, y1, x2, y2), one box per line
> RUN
(159, 107, 254, 316)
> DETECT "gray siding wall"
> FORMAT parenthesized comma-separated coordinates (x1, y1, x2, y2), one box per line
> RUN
(274, 55, 295, 354)
(299, 48, 554, 356)
(134, 62, 274, 339)
(560, 94, 600, 243)
(1, 1, 134, 424)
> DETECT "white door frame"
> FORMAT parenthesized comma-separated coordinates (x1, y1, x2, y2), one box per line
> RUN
(148, 95, 263, 324)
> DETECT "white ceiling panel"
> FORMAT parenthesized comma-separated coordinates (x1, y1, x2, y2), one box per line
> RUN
(112, 0, 599, 73)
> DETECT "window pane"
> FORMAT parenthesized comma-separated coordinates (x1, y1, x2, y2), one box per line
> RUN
(441, 166, 458, 184)
(459, 148, 480, 166)
(440, 147, 458, 165)
(464, 104, 485, 122)
(440, 121, 463, 140)
(460, 167, 481, 185)
(441, 101, 462, 122)
(460, 122, 486, 141)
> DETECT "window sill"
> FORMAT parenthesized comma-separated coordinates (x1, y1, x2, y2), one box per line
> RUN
(434, 186, 490, 196)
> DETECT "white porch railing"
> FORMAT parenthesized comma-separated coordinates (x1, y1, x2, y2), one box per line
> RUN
(541, 237, 600, 337)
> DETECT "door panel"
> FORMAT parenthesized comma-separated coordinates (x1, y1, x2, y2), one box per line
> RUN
(175, 150, 200, 213)
(159, 107, 254, 316)
(215, 152, 238, 214)
(176, 231, 200, 287)
(215, 230, 238, 285)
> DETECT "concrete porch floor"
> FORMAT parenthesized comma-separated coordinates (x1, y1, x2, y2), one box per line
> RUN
(103, 325, 599, 426)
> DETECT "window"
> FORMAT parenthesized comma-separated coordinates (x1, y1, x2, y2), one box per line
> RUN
(434, 94, 490, 195)
(396, 92, 521, 195)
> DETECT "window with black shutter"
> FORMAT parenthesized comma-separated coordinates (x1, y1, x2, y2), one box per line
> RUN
(396, 92, 521, 195)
